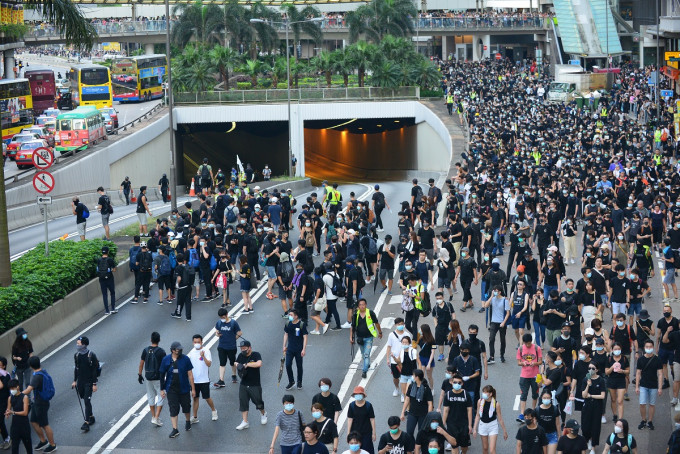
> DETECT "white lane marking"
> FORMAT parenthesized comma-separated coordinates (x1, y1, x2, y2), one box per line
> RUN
(89, 280, 267, 454)
(85, 396, 148, 454)
(513, 395, 521, 412)
(97, 279, 268, 453)
(387, 296, 402, 305)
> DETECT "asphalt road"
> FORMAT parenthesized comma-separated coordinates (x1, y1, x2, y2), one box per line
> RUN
(3, 53, 162, 180)
(12, 180, 676, 454)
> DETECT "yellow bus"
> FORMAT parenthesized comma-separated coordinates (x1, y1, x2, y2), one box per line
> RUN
(68, 63, 113, 109)
(112, 54, 166, 102)
(0, 78, 34, 143)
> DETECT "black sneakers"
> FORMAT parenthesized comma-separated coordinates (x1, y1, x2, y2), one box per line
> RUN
(81, 422, 89, 432)
(169, 428, 179, 438)
(185, 420, 192, 431)
(35, 441, 48, 451)
(285, 382, 295, 391)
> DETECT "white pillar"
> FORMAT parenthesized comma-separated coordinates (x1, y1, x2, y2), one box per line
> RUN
(145, 43, 155, 55)
(639, 26, 646, 69)
(481, 34, 491, 59)
(291, 103, 304, 177)
(442, 35, 448, 61)
(4, 50, 14, 79)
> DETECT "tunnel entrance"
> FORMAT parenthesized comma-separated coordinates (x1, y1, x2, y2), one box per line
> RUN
(304, 118, 417, 183)
(177, 121, 288, 186)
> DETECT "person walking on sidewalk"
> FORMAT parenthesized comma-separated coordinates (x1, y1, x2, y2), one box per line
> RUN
(136, 186, 152, 237)
(71, 336, 99, 432)
(159, 173, 170, 203)
(97, 246, 117, 315)
(234, 340, 268, 430)
(283, 309, 308, 391)
(96, 186, 113, 240)
(159, 342, 195, 439)
(187, 334, 218, 423)
(138, 331, 166, 427)
(172, 253, 194, 321)
(72, 195, 88, 241)
(23, 357, 57, 453)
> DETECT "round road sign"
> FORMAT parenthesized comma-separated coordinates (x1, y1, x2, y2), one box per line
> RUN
(33, 171, 55, 194)
(31, 147, 54, 170)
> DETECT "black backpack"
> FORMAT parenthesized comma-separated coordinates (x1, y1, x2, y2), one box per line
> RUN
(419, 285, 431, 316)
(356, 266, 366, 290)
(329, 272, 346, 298)
(201, 164, 210, 179)
(182, 264, 196, 286)
(144, 347, 161, 380)
(414, 185, 424, 203)
(247, 235, 259, 254)
(280, 261, 295, 284)
(139, 252, 153, 272)
(74, 351, 101, 378)
(97, 257, 110, 279)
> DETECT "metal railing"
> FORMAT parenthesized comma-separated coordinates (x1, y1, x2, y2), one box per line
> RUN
(3, 103, 165, 184)
(173, 86, 419, 104)
(24, 17, 548, 40)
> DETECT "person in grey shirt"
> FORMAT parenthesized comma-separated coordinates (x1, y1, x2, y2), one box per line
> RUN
(269, 394, 305, 454)
(482, 285, 510, 364)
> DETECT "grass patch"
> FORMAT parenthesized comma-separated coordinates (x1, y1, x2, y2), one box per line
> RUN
(111, 217, 158, 238)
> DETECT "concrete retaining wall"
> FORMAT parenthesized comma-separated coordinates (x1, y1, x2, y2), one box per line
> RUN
(0, 260, 135, 362)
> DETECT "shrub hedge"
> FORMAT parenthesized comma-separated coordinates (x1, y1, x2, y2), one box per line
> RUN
(0, 240, 117, 334)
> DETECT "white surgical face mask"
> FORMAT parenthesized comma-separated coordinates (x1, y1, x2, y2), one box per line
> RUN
(614, 425, 622, 434)
(645, 347, 654, 354)
(194, 343, 201, 350)
(9, 389, 18, 396)
(613, 350, 621, 356)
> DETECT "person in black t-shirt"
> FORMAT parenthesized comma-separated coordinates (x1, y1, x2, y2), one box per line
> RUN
(377, 416, 415, 454)
(414, 411, 456, 454)
(98, 246, 117, 315)
(377, 235, 397, 294)
(635, 339, 663, 430)
(556, 419, 588, 454)
(400, 369, 433, 437)
(441, 373, 473, 451)
(514, 408, 547, 454)
(234, 341, 267, 430)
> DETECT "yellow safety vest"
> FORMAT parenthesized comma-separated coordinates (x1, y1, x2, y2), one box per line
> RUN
(356, 310, 378, 337)
(447, 95, 454, 104)
(654, 130, 662, 143)
(413, 283, 424, 310)
(600, 107, 608, 118)
(654, 154, 662, 165)
(329, 189, 340, 205)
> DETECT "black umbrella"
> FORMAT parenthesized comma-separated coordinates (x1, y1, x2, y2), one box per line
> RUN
(277, 355, 285, 387)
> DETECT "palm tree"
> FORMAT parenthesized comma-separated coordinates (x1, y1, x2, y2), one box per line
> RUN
(289, 59, 308, 89)
(312, 51, 334, 88)
(209, 44, 239, 90)
(281, 4, 324, 49)
(369, 60, 402, 88)
(346, 0, 416, 43)
(331, 49, 353, 87)
(409, 57, 441, 88)
(248, 2, 279, 57)
(171, 1, 223, 48)
(219, 0, 251, 49)
(270, 56, 288, 88)
(241, 59, 265, 88)
(347, 41, 377, 87)
(187, 57, 216, 92)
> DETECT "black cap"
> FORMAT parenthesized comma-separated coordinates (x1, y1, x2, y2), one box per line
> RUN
(239, 340, 251, 348)
(101, 246, 109, 254)
(77, 336, 89, 345)
(565, 419, 580, 431)
(170, 341, 183, 351)
(561, 321, 571, 328)
(15, 327, 27, 337)
(639, 309, 650, 319)
(595, 337, 605, 345)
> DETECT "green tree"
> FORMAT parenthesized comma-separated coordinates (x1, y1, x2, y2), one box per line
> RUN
(241, 59, 265, 88)
(369, 59, 402, 88)
(209, 44, 239, 90)
(331, 48, 353, 87)
(289, 59, 307, 88)
(281, 4, 324, 48)
(409, 57, 440, 88)
(270, 56, 288, 88)
(346, 0, 416, 43)
(171, 1, 223, 47)
(347, 41, 377, 87)
(248, 2, 279, 57)
(311, 51, 334, 88)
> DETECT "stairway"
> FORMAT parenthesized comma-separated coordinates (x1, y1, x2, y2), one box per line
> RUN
(552, 0, 622, 57)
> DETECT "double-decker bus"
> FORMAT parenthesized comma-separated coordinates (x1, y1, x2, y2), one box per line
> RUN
(112, 54, 166, 102)
(68, 64, 112, 109)
(24, 69, 56, 116)
(0, 78, 33, 143)
(55, 106, 107, 153)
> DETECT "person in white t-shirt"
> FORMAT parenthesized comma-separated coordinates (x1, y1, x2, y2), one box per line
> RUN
(187, 334, 218, 423)
(385, 317, 413, 402)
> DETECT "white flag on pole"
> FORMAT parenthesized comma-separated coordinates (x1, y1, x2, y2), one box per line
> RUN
(236, 154, 245, 174)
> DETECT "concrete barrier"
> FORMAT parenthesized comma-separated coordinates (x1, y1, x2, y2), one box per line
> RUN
(0, 259, 135, 361)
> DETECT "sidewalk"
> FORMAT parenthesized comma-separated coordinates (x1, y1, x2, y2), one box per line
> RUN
(419, 99, 468, 180)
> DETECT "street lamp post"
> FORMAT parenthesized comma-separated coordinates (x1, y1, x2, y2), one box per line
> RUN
(165, 0, 177, 211)
(251, 17, 322, 177)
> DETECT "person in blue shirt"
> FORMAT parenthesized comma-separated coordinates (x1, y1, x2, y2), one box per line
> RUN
(159, 341, 195, 439)
(663, 238, 678, 302)
(214, 307, 242, 387)
(283, 309, 308, 391)
(452, 341, 481, 401)
(268, 198, 283, 231)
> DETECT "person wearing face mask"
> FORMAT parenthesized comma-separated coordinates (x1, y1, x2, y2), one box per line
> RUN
(71, 336, 99, 432)
(11, 328, 33, 392)
(441, 373, 473, 454)
(0, 358, 9, 448)
(484, 285, 510, 364)
(269, 395, 305, 454)
(608, 264, 631, 318)
(386, 318, 413, 401)
(400, 369, 433, 437)
(604, 340, 630, 423)
(634, 339, 662, 431)
(455, 247, 479, 312)
(312, 378, 342, 423)
(535, 389, 560, 454)
(347, 386, 376, 454)
(5, 378, 30, 452)
(342, 431, 371, 454)
(159, 341, 195, 438)
(579, 361, 605, 454)
(377, 416, 415, 454)
(556, 419, 587, 454)
(413, 411, 456, 454)
(602, 418, 638, 454)
(514, 408, 548, 454)
(552, 321, 579, 372)
(310, 402, 339, 453)
(187, 334, 217, 423)
(283, 309, 308, 391)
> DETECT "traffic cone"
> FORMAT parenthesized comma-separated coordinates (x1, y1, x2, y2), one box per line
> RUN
(59, 233, 68, 241)
(189, 179, 195, 196)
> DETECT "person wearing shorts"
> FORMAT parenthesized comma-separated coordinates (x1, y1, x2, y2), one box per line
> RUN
(135, 186, 152, 237)
(442, 374, 472, 452)
(72, 195, 87, 241)
(214, 308, 242, 386)
(636, 339, 663, 430)
(235, 341, 267, 430)
(609, 264, 630, 316)
(159, 341, 195, 438)
(187, 334, 218, 423)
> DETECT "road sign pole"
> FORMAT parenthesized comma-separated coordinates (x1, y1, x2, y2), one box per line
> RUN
(44, 205, 48, 256)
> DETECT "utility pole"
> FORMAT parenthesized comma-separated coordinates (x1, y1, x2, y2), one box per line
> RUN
(165, 0, 177, 210)
(656, 0, 661, 127)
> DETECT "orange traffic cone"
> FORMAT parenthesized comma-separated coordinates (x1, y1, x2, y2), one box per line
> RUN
(59, 233, 68, 241)
(189, 179, 195, 196)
